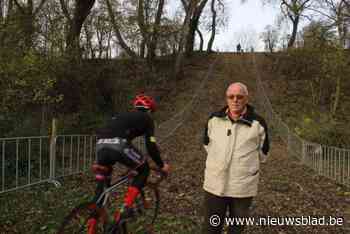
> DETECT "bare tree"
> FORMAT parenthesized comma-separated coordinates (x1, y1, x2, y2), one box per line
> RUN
(265, 0, 314, 48)
(206, 0, 224, 52)
(37, 0, 67, 55)
(4, 0, 49, 50)
(0, 0, 14, 47)
(181, 0, 210, 56)
(309, 0, 350, 47)
(0, 0, 4, 21)
(137, 0, 166, 63)
(174, 0, 197, 78)
(196, 27, 204, 51)
(59, 0, 96, 56)
(206, 0, 217, 52)
(233, 27, 259, 52)
(283, 0, 314, 47)
(261, 24, 279, 52)
(105, 0, 137, 58)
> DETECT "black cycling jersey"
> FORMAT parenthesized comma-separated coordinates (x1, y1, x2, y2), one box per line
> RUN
(96, 110, 164, 168)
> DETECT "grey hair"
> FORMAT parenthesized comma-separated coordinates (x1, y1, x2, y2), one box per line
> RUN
(227, 82, 249, 96)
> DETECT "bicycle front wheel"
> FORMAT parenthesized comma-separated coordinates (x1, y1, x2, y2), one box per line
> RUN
(126, 185, 160, 234)
(57, 202, 106, 234)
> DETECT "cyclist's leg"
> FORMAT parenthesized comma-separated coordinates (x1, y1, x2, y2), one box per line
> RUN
(131, 161, 150, 190)
(93, 147, 118, 204)
(117, 144, 148, 208)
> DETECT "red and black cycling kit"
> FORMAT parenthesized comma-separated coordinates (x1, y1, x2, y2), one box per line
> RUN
(95, 110, 164, 191)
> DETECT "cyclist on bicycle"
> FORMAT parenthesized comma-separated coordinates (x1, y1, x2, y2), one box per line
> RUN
(93, 93, 170, 220)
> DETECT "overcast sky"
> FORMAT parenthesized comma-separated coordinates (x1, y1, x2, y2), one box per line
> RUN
(167, 0, 282, 52)
(212, 1, 280, 51)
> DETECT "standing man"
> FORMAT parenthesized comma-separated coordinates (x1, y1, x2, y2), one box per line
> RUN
(202, 82, 269, 234)
(236, 43, 241, 53)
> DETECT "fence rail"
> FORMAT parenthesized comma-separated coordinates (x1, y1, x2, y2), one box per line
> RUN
(253, 54, 350, 187)
(0, 135, 97, 194)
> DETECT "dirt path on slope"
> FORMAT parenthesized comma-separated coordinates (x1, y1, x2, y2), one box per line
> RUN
(158, 53, 350, 234)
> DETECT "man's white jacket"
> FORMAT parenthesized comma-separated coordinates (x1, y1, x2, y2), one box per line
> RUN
(203, 105, 269, 197)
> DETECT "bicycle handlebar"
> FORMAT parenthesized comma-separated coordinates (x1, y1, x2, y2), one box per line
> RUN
(119, 164, 167, 187)
(147, 165, 167, 186)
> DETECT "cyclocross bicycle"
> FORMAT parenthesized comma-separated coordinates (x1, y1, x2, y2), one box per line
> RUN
(57, 163, 166, 234)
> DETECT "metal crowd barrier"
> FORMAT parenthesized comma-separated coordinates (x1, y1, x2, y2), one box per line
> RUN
(252, 54, 350, 187)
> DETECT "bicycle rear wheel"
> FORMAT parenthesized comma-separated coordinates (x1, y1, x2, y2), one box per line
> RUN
(57, 202, 106, 234)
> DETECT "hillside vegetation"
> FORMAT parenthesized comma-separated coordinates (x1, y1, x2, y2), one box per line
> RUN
(257, 49, 350, 148)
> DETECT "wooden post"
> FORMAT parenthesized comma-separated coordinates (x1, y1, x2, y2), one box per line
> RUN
(49, 118, 57, 179)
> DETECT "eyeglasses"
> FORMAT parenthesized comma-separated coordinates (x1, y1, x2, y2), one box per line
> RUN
(226, 94, 246, 100)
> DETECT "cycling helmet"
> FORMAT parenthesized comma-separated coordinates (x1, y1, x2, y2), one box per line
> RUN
(133, 94, 157, 112)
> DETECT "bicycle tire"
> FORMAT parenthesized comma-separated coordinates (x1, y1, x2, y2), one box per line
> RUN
(57, 202, 106, 234)
(105, 221, 127, 234)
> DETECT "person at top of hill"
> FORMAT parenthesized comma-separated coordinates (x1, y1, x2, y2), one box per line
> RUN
(236, 43, 242, 53)
(93, 93, 170, 220)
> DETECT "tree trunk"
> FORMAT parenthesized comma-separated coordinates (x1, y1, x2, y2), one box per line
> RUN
(147, 0, 165, 61)
(107, 30, 112, 59)
(96, 29, 103, 58)
(174, 1, 196, 79)
(40, 105, 47, 135)
(269, 39, 273, 53)
(12, 0, 47, 51)
(207, 0, 216, 53)
(140, 39, 146, 58)
(337, 13, 347, 48)
(106, 0, 137, 58)
(331, 76, 341, 116)
(0, 0, 4, 22)
(185, 0, 209, 56)
(12, 0, 36, 50)
(138, 0, 165, 63)
(196, 28, 203, 51)
(83, 25, 94, 58)
(65, 0, 96, 57)
(288, 16, 299, 48)
(137, 0, 150, 51)
(0, 0, 11, 47)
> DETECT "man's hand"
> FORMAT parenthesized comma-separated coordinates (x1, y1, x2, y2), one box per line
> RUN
(161, 163, 170, 175)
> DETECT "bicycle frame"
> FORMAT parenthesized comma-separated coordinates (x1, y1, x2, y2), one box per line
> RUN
(95, 174, 130, 206)
(95, 165, 164, 207)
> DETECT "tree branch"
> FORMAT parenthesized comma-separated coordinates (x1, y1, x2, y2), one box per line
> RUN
(13, 0, 25, 14)
(181, 0, 190, 13)
(308, 7, 337, 22)
(59, 0, 72, 22)
(150, 0, 165, 51)
(105, 0, 137, 58)
(34, 0, 49, 16)
(300, 0, 312, 10)
(137, 0, 149, 45)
